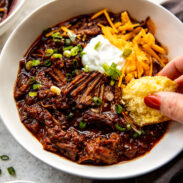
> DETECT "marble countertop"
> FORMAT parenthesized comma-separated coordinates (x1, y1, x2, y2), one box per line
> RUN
(0, 0, 183, 183)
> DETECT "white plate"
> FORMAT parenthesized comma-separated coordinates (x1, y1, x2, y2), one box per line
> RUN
(0, 0, 25, 35)
(0, 0, 183, 180)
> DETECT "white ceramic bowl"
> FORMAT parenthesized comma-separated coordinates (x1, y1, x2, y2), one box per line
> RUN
(0, 0, 183, 179)
(0, 0, 25, 35)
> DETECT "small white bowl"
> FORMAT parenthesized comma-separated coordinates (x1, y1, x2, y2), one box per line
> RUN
(0, 0, 25, 35)
(0, 0, 183, 180)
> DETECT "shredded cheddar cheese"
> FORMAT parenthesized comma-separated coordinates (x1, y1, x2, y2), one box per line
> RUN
(91, 10, 168, 88)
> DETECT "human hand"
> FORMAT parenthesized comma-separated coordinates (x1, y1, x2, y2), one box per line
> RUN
(144, 55, 183, 123)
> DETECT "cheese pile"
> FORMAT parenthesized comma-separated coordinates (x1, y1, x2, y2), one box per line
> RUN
(91, 9, 168, 87)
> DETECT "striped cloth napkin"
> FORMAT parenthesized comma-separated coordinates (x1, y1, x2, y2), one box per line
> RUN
(163, 0, 183, 21)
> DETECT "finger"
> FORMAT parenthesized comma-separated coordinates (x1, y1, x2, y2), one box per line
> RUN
(156, 92, 183, 123)
(175, 75, 183, 93)
(158, 54, 183, 80)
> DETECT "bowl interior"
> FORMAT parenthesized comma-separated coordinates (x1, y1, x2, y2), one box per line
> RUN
(0, 0, 183, 179)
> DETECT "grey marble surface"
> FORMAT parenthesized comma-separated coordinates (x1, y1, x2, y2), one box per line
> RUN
(0, 0, 183, 183)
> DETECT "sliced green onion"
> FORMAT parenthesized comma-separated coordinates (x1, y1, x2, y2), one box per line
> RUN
(102, 62, 121, 80)
(7, 167, 15, 176)
(66, 73, 72, 82)
(33, 84, 42, 90)
(73, 59, 78, 69)
(79, 120, 87, 129)
(83, 65, 89, 72)
(28, 77, 36, 85)
(45, 49, 54, 57)
(63, 46, 73, 51)
(25, 61, 32, 71)
(126, 123, 131, 130)
(53, 48, 58, 53)
(0, 155, 9, 161)
(29, 92, 37, 97)
(122, 48, 132, 58)
(133, 132, 139, 138)
(63, 50, 71, 58)
(71, 46, 79, 56)
(65, 39, 71, 46)
(141, 130, 146, 135)
(93, 97, 102, 106)
(110, 80, 115, 86)
(51, 32, 63, 42)
(94, 41, 101, 50)
(68, 31, 77, 42)
(115, 124, 126, 132)
(77, 44, 83, 52)
(80, 52, 86, 58)
(52, 53, 62, 59)
(102, 63, 110, 73)
(44, 60, 52, 67)
(32, 60, 40, 66)
(115, 104, 124, 114)
(0, 169, 1, 175)
(67, 112, 74, 119)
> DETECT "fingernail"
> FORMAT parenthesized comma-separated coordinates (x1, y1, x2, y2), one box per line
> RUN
(144, 94, 161, 110)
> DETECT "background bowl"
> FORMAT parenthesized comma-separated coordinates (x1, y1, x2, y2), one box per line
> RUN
(0, 0, 183, 179)
(0, 0, 25, 35)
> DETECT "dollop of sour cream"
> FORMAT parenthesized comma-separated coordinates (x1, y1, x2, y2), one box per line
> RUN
(82, 35, 124, 73)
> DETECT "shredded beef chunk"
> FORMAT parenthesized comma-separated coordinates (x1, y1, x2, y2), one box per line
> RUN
(14, 12, 168, 165)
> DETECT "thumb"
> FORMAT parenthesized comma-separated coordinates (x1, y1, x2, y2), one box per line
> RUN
(144, 92, 183, 123)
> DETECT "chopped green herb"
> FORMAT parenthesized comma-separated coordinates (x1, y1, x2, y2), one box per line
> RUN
(68, 31, 76, 42)
(115, 104, 124, 114)
(115, 124, 126, 132)
(71, 46, 79, 56)
(51, 32, 63, 42)
(32, 60, 40, 66)
(126, 123, 131, 130)
(141, 130, 146, 135)
(79, 120, 87, 129)
(44, 60, 52, 67)
(63, 50, 71, 58)
(65, 39, 71, 46)
(122, 48, 132, 58)
(29, 92, 37, 97)
(77, 44, 83, 52)
(83, 65, 89, 72)
(80, 52, 86, 58)
(0, 169, 1, 175)
(66, 73, 72, 82)
(0, 155, 9, 161)
(133, 132, 139, 138)
(102, 62, 121, 80)
(94, 41, 101, 50)
(67, 112, 74, 119)
(110, 80, 115, 86)
(25, 61, 32, 71)
(73, 59, 78, 69)
(7, 167, 15, 176)
(52, 53, 62, 59)
(33, 84, 42, 90)
(63, 46, 73, 51)
(28, 77, 37, 85)
(53, 48, 58, 53)
(45, 49, 54, 57)
(102, 63, 110, 72)
(93, 97, 102, 106)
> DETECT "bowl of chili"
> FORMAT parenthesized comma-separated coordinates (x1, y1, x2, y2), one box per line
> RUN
(0, 0, 183, 179)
